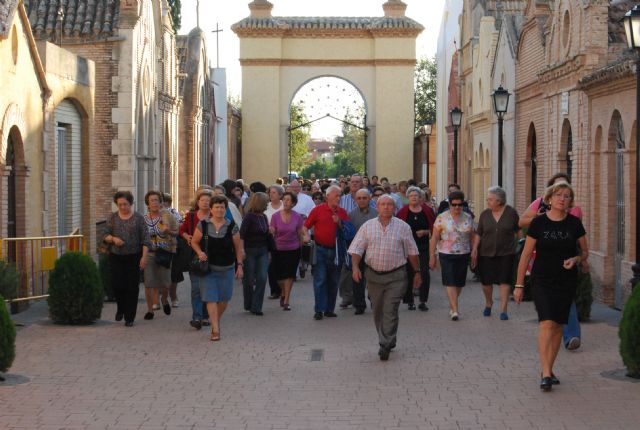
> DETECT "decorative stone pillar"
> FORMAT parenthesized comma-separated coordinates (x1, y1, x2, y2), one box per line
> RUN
(383, 0, 407, 18)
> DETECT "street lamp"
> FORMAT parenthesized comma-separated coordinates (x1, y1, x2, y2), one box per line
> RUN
(492, 86, 511, 187)
(419, 122, 433, 185)
(450, 107, 463, 184)
(624, 4, 640, 289)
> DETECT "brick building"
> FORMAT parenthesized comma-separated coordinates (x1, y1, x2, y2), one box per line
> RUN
(24, 0, 181, 219)
(448, 0, 638, 306)
(0, 0, 95, 247)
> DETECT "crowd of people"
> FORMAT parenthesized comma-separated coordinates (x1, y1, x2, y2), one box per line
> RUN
(103, 171, 588, 391)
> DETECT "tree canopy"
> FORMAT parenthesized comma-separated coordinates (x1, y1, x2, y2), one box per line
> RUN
(289, 103, 311, 173)
(168, 0, 181, 33)
(415, 56, 437, 131)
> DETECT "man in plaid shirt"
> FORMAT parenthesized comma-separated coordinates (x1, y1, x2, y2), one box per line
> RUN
(348, 195, 421, 361)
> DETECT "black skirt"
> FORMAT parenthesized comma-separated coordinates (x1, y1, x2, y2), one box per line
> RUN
(478, 255, 515, 285)
(273, 249, 301, 280)
(531, 272, 577, 324)
(439, 253, 470, 287)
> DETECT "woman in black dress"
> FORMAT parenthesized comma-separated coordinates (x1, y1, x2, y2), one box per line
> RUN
(515, 182, 588, 391)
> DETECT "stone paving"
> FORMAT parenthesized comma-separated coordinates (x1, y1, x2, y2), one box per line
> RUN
(1, 272, 639, 430)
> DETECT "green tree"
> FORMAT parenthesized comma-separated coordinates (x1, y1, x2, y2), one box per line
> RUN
(289, 103, 311, 172)
(301, 159, 329, 179)
(415, 56, 437, 131)
(168, 0, 181, 33)
(333, 108, 365, 175)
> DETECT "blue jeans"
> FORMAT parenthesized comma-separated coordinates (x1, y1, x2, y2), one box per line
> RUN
(242, 246, 269, 313)
(189, 273, 209, 321)
(311, 245, 340, 313)
(563, 301, 581, 345)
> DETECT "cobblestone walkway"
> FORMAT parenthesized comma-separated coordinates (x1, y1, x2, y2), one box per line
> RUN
(1, 272, 639, 429)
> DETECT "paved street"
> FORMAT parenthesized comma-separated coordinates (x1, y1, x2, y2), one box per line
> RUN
(1, 272, 639, 430)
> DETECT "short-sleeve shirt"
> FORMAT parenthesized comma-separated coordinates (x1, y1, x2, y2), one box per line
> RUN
(476, 205, 520, 257)
(527, 213, 586, 277)
(433, 211, 474, 254)
(270, 211, 304, 251)
(304, 203, 350, 247)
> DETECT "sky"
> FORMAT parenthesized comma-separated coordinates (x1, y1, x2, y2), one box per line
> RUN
(180, 0, 445, 137)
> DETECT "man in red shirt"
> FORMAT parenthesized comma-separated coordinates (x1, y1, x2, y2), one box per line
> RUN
(304, 185, 350, 320)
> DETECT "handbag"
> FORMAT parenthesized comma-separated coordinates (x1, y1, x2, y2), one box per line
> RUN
(154, 247, 173, 269)
(190, 220, 211, 276)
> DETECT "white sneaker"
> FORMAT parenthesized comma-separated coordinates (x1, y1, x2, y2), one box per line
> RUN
(449, 310, 459, 321)
(566, 337, 580, 351)
(152, 304, 161, 310)
(172, 300, 180, 308)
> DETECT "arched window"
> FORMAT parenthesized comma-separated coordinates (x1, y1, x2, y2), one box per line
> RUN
(527, 123, 537, 201)
(560, 119, 573, 181)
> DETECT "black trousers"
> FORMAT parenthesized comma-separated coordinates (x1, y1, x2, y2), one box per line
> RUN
(109, 253, 141, 323)
(403, 251, 430, 304)
(352, 258, 367, 311)
(268, 255, 281, 297)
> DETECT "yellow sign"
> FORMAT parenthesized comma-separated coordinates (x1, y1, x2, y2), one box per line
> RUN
(41, 247, 57, 271)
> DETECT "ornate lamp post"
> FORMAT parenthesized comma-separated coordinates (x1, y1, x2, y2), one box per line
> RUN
(492, 86, 511, 187)
(624, 5, 640, 289)
(419, 122, 433, 185)
(450, 107, 463, 184)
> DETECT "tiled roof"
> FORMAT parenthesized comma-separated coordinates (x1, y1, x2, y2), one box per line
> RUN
(232, 16, 424, 32)
(0, 0, 19, 38)
(23, 0, 120, 40)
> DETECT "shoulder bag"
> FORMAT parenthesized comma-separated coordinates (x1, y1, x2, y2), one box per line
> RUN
(190, 220, 211, 276)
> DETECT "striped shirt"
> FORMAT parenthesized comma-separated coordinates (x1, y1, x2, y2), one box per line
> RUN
(348, 217, 419, 272)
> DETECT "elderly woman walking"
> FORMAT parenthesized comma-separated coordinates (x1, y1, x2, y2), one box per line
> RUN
(265, 184, 284, 300)
(104, 191, 150, 327)
(515, 182, 588, 391)
(471, 186, 520, 320)
(429, 190, 474, 321)
(191, 195, 244, 341)
(143, 191, 179, 321)
(397, 186, 435, 311)
(240, 192, 271, 315)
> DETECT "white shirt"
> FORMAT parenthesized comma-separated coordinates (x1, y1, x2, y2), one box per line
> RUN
(293, 193, 315, 218)
(264, 202, 283, 223)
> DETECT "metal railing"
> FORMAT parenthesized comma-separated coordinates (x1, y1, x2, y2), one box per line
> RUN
(0, 230, 87, 304)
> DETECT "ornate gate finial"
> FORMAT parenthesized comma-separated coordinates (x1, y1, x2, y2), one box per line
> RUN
(249, 0, 274, 18)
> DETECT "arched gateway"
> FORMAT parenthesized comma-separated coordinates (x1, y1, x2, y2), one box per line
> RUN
(232, 0, 423, 181)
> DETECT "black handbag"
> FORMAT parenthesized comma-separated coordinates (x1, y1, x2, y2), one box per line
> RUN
(175, 235, 194, 272)
(190, 220, 211, 276)
(154, 247, 174, 269)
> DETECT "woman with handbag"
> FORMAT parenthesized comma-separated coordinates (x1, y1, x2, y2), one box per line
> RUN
(269, 191, 309, 311)
(240, 192, 270, 315)
(191, 194, 244, 341)
(179, 189, 213, 330)
(143, 190, 179, 321)
(103, 191, 150, 327)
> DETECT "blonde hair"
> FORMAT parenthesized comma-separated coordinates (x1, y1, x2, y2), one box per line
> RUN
(245, 192, 269, 213)
(191, 189, 214, 211)
(543, 182, 574, 207)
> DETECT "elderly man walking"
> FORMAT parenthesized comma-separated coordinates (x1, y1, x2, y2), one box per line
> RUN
(304, 185, 350, 320)
(348, 189, 378, 314)
(348, 195, 421, 360)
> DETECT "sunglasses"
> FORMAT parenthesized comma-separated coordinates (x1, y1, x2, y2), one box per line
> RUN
(450, 203, 464, 207)
(373, 193, 383, 197)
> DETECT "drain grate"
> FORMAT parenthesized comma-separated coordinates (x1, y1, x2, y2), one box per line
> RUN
(310, 349, 324, 361)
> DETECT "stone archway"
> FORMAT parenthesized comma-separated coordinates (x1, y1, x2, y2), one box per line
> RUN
(233, 0, 423, 182)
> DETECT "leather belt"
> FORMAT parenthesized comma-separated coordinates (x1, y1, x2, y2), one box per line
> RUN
(368, 265, 405, 276)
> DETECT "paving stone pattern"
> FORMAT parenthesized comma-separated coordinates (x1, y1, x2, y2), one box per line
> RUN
(1, 272, 639, 430)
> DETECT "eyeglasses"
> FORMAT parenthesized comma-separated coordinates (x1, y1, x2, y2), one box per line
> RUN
(450, 203, 463, 207)
(373, 193, 383, 197)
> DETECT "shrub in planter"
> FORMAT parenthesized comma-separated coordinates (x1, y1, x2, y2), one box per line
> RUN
(0, 294, 16, 381)
(575, 269, 593, 322)
(619, 284, 640, 379)
(47, 252, 104, 324)
(98, 253, 114, 302)
(0, 261, 19, 301)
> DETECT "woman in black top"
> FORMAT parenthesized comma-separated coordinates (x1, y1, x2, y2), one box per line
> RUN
(104, 191, 151, 327)
(240, 192, 270, 315)
(515, 182, 588, 391)
(471, 186, 520, 320)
